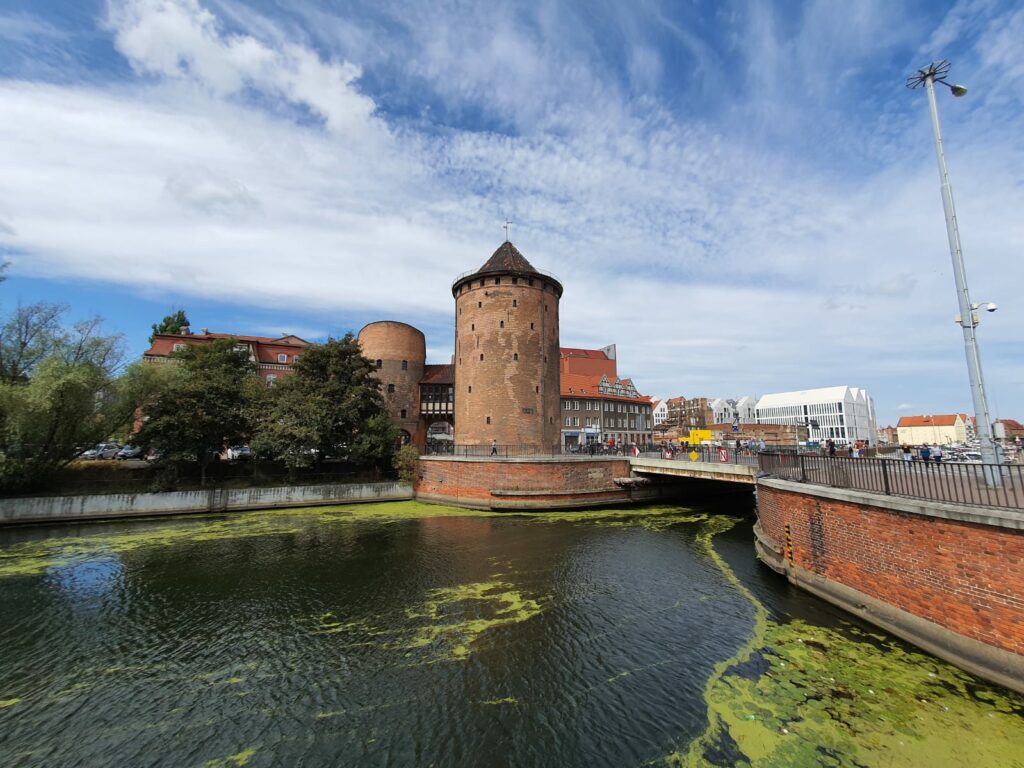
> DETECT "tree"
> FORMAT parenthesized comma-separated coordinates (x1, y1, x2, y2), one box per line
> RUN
(150, 309, 190, 343)
(134, 339, 262, 484)
(394, 443, 420, 483)
(0, 330, 156, 492)
(0, 302, 66, 383)
(253, 334, 392, 471)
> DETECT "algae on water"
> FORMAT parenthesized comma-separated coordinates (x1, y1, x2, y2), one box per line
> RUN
(671, 517, 1024, 768)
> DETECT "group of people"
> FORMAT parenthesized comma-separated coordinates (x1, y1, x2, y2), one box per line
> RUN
(901, 444, 945, 463)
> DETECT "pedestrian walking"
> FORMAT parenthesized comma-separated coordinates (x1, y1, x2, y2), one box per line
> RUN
(920, 445, 931, 465)
(490, 439, 498, 456)
(902, 444, 913, 462)
(827, 439, 836, 457)
(932, 444, 943, 463)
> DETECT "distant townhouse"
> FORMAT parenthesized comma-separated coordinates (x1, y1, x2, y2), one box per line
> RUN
(756, 386, 877, 446)
(683, 397, 713, 429)
(144, 327, 311, 386)
(896, 414, 967, 446)
(665, 396, 686, 427)
(559, 345, 652, 448)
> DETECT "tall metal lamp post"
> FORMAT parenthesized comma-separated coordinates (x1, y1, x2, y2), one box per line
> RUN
(907, 60, 1001, 478)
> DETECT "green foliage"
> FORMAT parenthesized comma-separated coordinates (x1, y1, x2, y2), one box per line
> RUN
(0, 356, 159, 492)
(253, 335, 393, 471)
(134, 339, 261, 483)
(149, 309, 190, 344)
(394, 443, 420, 482)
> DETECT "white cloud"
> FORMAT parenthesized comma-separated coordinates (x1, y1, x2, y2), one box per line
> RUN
(0, 0, 1022, 424)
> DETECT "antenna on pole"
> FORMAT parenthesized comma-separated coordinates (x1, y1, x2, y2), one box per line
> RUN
(503, 218, 512, 242)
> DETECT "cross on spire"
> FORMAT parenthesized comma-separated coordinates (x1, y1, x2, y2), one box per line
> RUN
(503, 218, 512, 242)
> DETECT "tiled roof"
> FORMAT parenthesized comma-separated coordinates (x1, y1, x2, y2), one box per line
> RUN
(560, 347, 609, 360)
(145, 332, 311, 361)
(560, 373, 652, 403)
(997, 418, 1024, 430)
(421, 364, 453, 384)
(476, 241, 537, 275)
(897, 414, 961, 427)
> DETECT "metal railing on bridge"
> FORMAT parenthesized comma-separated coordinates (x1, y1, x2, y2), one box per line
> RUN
(758, 452, 1024, 510)
(636, 445, 761, 467)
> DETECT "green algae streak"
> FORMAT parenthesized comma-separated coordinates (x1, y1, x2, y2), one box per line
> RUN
(0, 501, 698, 580)
(202, 747, 257, 767)
(670, 518, 1024, 768)
(0, 698, 20, 708)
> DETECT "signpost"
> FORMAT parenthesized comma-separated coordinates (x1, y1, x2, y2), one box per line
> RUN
(717, 448, 729, 463)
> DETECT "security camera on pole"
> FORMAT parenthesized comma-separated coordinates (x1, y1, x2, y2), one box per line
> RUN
(907, 60, 1002, 482)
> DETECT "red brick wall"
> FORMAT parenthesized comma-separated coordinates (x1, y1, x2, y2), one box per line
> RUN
(416, 458, 630, 503)
(358, 321, 427, 442)
(454, 276, 561, 447)
(758, 485, 1024, 657)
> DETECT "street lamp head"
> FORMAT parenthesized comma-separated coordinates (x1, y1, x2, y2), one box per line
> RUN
(984, 302, 997, 312)
(950, 84, 968, 97)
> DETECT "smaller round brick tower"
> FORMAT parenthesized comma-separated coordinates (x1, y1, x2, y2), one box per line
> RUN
(357, 321, 426, 445)
(452, 241, 562, 447)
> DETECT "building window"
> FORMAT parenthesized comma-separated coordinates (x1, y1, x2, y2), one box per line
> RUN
(266, 374, 277, 387)
(400, 409, 407, 419)
(486, 416, 491, 424)
(513, 299, 517, 307)
(565, 417, 571, 427)
(468, 386, 472, 393)
(479, 353, 484, 361)
(500, 321, 504, 328)
(530, 323, 534, 330)
(471, 324, 475, 331)
(536, 386, 540, 393)
(278, 353, 288, 363)
(375, 359, 382, 369)
(387, 383, 395, 393)
(402, 360, 408, 370)
(172, 343, 187, 352)
(513, 353, 518, 361)
(478, 301, 482, 308)
(293, 355, 301, 363)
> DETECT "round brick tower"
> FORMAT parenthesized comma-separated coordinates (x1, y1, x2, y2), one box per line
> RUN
(357, 321, 426, 445)
(452, 241, 562, 447)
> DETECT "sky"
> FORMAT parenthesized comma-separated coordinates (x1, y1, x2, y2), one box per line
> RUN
(0, 0, 1021, 425)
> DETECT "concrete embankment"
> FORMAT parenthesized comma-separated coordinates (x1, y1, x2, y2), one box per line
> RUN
(755, 478, 1024, 694)
(0, 481, 413, 526)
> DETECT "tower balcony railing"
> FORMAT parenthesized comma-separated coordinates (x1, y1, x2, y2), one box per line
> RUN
(451, 266, 562, 289)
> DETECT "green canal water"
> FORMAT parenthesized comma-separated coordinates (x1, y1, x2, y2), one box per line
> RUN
(0, 500, 1022, 767)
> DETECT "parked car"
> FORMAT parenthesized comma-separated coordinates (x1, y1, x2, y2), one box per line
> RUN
(115, 445, 143, 460)
(81, 443, 121, 460)
(228, 445, 252, 460)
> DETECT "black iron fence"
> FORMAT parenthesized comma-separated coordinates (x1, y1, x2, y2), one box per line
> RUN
(758, 452, 1024, 510)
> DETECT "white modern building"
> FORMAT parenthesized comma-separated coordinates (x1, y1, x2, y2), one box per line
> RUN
(755, 386, 877, 446)
(651, 399, 669, 426)
(710, 396, 757, 425)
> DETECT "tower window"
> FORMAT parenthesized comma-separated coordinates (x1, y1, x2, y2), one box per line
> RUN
(500, 321, 504, 328)
(387, 383, 395, 393)
(375, 359, 382, 369)
(486, 416, 491, 424)
(495, 278, 500, 285)
(471, 324, 475, 331)
(468, 386, 472, 393)
(478, 301, 482, 308)
(401, 360, 408, 370)
(459, 358, 462, 365)
(536, 386, 539, 393)
(545, 304, 548, 312)
(513, 299, 517, 307)
(528, 279, 534, 286)
(400, 409, 407, 419)
(513, 353, 518, 361)
(530, 323, 534, 330)
(512, 277, 518, 284)
(479, 353, 484, 361)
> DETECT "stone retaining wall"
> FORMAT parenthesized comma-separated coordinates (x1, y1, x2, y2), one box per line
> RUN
(0, 481, 413, 526)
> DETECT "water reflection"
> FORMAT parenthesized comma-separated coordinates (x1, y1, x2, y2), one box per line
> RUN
(0, 501, 1020, 768)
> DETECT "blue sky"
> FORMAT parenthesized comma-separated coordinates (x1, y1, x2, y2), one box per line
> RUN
(1, 0, 1022, 424)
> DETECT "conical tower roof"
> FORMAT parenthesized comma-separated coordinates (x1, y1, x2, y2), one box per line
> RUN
(452, 240, 562, 297)
(476, 241, 537, 274)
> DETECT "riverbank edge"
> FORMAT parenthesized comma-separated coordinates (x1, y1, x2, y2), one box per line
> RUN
(0, 481, 414, 526)
(754, 521, 1024, 695)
